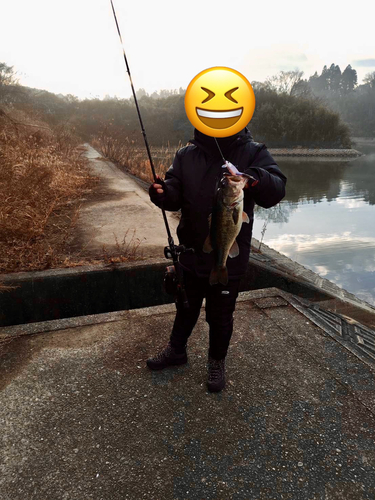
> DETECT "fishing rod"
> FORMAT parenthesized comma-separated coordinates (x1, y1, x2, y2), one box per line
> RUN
(109, 0, 191, 308)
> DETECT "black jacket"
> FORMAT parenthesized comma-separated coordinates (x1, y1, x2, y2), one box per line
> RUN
(152, 128, 287, 278)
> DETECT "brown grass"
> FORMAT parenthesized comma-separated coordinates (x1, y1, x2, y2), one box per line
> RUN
(91, 132, 182, 183)
(101, 230, 144, 264)
(0, 107, 99, 276)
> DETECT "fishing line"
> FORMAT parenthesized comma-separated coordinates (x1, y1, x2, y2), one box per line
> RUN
(109, 0, 172, 238)
(109, 0, 192, 308)
(109, 0, 157, 181)
(214, 137, 227, 164)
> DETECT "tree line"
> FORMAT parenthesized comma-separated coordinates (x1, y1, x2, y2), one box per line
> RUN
(1, 61, 374, 148)
(261, 64, 375, 137)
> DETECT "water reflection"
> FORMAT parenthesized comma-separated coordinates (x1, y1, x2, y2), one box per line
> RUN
(253, 144, 375, 306)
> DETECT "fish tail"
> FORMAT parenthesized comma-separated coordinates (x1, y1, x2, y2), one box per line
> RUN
(209, 266, 228, 286)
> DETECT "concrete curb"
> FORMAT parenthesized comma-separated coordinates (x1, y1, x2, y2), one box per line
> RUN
(251, 238, 375, 315)
(269, 148, 362, 157)
(1, 250, 375, 332)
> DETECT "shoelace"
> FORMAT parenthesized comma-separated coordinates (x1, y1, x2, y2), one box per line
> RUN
(154, 345, 172, 361)
(208, 361, 224, 381)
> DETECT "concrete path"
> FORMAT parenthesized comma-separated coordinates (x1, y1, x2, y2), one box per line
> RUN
(68, 145, 178, 259)
(2, 288, 375, 499)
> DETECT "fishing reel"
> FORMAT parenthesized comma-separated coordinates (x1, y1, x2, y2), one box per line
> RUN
(164, 265, 178, 296)
(163, 243, 194, 308)
(164, 244, 194, 260)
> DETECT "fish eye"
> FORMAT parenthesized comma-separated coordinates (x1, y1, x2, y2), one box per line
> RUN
(201, 87, 215, 103)
(225, 87, 239, 103)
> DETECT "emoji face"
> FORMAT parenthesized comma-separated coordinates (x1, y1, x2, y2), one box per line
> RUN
(184, 67, 255, 138)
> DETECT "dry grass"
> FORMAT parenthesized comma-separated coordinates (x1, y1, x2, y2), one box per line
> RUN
(0, 110, 146, 290)
(91, 132, 182, 183)
(0, 107, 99, 277)
(101, 230, 144, 264)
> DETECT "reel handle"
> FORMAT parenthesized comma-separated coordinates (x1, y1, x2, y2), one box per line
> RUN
(164, 245, 195, 260)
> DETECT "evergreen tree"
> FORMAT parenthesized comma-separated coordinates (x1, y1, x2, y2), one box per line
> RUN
(328, 64, 341, 93)
(341, 65, 357, 94)
(320, 65, 330, 91)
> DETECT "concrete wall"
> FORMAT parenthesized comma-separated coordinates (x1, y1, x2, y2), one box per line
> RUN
(0, 259, 331, 327)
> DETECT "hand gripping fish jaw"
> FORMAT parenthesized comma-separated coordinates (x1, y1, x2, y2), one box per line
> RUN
(222, 161, 259, 188)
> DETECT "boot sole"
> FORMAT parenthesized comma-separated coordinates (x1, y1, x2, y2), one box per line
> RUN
(146, 356, 188, 371)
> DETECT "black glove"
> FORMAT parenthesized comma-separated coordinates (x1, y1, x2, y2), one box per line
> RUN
(149, 176, 168, 204)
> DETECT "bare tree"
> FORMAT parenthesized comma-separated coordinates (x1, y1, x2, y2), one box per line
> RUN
(0, 62, 22, 104)
(0, 62, 18, 86)
(135, 88, 148, 99)
(265, 70, 305, 95)
(363, 71, 375, 88)
(250, 81, 268, 92)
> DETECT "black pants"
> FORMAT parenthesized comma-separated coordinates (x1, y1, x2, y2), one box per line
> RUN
(169, 270, 241, 360)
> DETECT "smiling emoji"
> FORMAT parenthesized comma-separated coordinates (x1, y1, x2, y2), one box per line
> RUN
(184, 67, 255, 137)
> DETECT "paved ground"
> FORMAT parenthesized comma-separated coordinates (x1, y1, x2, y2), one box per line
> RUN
(2, 288, 375, 500)
(67, 145, 178, 260)
(2, 144, 375, 499)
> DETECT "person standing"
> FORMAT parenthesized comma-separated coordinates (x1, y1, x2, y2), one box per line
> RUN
(147, 127, 287, 392)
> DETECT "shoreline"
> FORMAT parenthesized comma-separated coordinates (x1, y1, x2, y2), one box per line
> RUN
(269, 148, 362, 158)
(129, 146, 364, 159)
(250, 238, 375, 313)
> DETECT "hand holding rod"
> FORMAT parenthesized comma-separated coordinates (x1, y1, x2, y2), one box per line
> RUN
(109, 0, 191, 307)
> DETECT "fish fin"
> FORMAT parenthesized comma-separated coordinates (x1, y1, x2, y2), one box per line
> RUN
(232, 208, 239, 225)
(203, 234, 213, 253)
(209, 267, 228, 286)
(228, 240, 240, 258)
(242, 211, 250, 223)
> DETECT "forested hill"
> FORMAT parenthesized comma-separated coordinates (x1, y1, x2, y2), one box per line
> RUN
(1, 62, 374, 148)
(303, 64, 375, 138)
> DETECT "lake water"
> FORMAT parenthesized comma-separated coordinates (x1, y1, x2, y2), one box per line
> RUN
(252, 140, 375, 306)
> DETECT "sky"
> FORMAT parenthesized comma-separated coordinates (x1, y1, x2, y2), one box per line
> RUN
(1, 0, 374, 100)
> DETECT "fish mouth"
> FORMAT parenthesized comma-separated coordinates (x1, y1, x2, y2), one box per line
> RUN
(196, 107, 243, 129)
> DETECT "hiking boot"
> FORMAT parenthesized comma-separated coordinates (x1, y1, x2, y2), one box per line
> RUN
(207, 356, 226, 392)
(146, 342, 187, 371)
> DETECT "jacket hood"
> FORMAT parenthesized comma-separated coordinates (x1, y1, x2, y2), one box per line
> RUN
(190, 127, 253, 160)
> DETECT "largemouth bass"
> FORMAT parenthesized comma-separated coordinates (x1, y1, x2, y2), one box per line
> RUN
(203, 174, 250, 285)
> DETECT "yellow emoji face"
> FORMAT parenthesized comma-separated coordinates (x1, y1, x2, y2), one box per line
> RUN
(184, 67, 255, 138)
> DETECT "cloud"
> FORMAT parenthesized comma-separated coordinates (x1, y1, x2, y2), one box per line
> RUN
(314, 265, 329, 277)
(283, 53, 308, 63)
(239, 44, 312, 81)
(264, 232, 375, 255)
(352, 59, 375, 67)
(336, 198, 367, 209)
